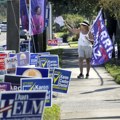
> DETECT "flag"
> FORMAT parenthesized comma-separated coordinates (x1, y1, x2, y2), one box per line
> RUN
(91, 10, 113, 65)
(29, 0, 46, 35)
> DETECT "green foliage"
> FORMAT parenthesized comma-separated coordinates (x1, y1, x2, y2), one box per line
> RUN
(0, 1, 7, 21)
(99, 0, 120, 19)
(53, 14, 84, 33)
(105, 59, 120, 84)
(49, 0, 98, 18)
(43, 104, 60, 120)
(63, 14, 84, 28)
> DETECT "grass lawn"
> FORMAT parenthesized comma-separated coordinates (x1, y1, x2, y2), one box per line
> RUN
(68, 41, 78, 48)
(43, 104, 60, 120)
(105, 59, 120, 84)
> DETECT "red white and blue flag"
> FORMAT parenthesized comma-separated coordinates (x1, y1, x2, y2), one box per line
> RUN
(91, 10, 113, 65)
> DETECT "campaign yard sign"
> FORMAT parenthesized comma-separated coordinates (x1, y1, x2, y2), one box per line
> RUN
(21, 78, 52, 107)
(5, 56, 17, 74)
(37, 55, 59, 68)
(30, 52, 50, 65)
(9, 53, 16, 57)
(36, 55, 59, 77)
(0, 90, 46, 120)
(0, 53, 8, 75)
(4, 75, 30, 91)
(48, 39, 58, 46)
(0, 82, 11, 91)
(17, 52, 29, 66)
(53, 69, 71, 93)
(16, 66, 49, 78)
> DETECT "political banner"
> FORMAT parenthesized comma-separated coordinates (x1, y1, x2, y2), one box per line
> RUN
(0, 90, 46, 120)
(29, 0, 46, 35)
(53, 69, 71, 93)
(5, 56, 17, 74)
(21, 78, 52, 107)
(30, 52, 50, 65)
(17, 52, 29, 66)
(0, 82, 11, 91)
(4, 75, 30, 91)
(16, 66, 49, 78)
(20, 0, 29, 30)
(37, 55, 59, 68)
(91, 10, 113, 65)
(0, 53, 8, 75)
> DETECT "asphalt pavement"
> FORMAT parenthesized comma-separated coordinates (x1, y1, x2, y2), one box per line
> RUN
(53, 48, 120, 120)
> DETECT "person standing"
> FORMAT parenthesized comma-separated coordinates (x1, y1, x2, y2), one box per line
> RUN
(65, 20, 94, 78)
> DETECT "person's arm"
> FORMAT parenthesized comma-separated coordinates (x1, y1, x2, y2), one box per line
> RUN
(88, 32, 94, 42)
(65, 21, 80, 35)
(85, 32, 94, 44)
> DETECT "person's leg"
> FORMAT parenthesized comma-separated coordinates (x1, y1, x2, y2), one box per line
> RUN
(86, 58, 91, 77)
(84, 46, 92, 78)
(79, 57, 84, 75)
(33, 34, 39, 53)
(77, 57, 84, 78)
(78, 46, 84, 78)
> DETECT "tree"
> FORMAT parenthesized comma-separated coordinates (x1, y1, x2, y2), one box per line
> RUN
(99, 0, 120, 58)
(99, 0, 120, 19)
(49, 0, 98, 18)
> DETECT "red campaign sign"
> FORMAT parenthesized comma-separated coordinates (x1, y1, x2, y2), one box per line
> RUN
(0, 53, 8, 70)
(48, 39, 58, 46)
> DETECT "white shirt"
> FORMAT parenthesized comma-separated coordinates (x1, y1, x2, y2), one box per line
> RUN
(78, 32, 92, 46)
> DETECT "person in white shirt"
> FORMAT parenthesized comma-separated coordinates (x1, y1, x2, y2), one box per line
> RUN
(65, 20, 94, 78)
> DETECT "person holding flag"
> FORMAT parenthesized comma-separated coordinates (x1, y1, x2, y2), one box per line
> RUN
(65, 20, 94, 79)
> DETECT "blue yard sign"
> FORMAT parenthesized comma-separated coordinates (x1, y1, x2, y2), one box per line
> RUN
(21, 78, 52, 107)
(0, 90, 46, 120)
(30, 52, 50, 65)
(16, 66, 49, 78)
(36, 55, 59, 68)
(53, 69, 71, 93)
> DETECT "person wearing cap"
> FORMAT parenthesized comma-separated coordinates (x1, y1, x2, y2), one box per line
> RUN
(65, 20, 94, 79)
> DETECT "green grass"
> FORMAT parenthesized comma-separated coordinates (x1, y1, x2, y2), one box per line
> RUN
(105, 59, 120, 84)
(68, 41, 78, 48)
(55, 32, 66, 38)
(43, 104, 60, 120)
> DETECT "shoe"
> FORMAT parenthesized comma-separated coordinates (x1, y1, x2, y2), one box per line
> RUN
(86, 73, 89, 79)
(77, 73, 84, 79)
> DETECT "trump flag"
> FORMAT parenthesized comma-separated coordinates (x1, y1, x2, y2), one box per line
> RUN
(91, 10, 113, 65)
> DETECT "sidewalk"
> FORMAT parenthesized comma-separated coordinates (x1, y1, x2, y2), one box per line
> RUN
(53, 48, 120, 120)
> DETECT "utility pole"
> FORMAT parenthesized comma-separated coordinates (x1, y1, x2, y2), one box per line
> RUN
(7, 0, 20, 53)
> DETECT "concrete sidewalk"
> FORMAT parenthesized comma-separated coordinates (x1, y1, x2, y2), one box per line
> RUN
(53, 48, 120, 120)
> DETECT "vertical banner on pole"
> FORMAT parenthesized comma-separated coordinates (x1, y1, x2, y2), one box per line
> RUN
(29, 0, 46, 35)
(20, 0, 29, 30)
